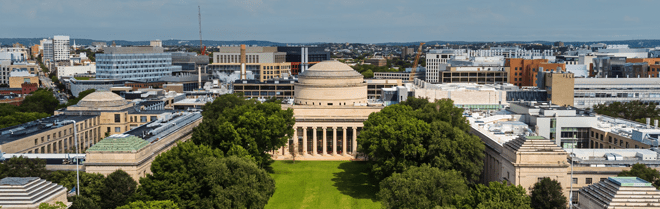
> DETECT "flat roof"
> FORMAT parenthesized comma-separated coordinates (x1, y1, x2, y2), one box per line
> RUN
(0, 114, 97, 145)
(125, 112, 202, 142)
(87, 134, 149, 152)
(609, 177, 652, 187)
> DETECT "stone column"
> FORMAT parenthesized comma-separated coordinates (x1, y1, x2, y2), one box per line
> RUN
(332, 127, 337, 156)
(342, 127, 347, 156)
(352, 127, 358, 155)
(302, 128, 308, 156)
(322, 127, 327, 156)
(292, 128, 298, 156)
(312, 127, 318, 156)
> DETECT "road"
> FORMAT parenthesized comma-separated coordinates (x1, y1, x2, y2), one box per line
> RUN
(39, 75, 68, 104)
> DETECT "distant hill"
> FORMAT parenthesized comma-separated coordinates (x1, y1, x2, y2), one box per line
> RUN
(2, 38, 660, 48)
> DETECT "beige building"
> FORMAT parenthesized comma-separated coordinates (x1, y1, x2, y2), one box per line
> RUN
(542, 72, 574, 107)
(85, 111, 202, 181)
(470, 111, 660, 205)
(276, 61, 384, 159)
(8, 70, 39, 88)
(577, 177, 660, 208)
(0, 177, 71, 208)
(0, 92, 177, 155)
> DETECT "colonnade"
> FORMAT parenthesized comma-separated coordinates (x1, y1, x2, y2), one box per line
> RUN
(280, 126, 360, 157)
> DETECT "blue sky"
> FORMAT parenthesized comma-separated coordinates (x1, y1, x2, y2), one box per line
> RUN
(1, 0, 657, 43)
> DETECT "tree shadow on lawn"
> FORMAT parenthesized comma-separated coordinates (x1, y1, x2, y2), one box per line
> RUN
(331, 161, 379, 202)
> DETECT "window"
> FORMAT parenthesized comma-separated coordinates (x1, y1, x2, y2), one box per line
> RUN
(586, 178, 592, 184)
(572, 178, 578, 184)
(600, 144, 603, 148)
(591, 131, 594, 137)
(608, 136, 612, 143)
(35, 139, 38, 145)
(115, 127, 121, 132)
(600, 178, 606, 182)
(115, 114, 121, 123)
(150, 116, 157, 121)
(538, 177, 545, 182)
(107, 127, 111, 133)
(141, 116, 147, 122)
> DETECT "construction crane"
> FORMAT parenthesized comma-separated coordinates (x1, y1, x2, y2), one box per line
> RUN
(198, 6, 206, 55)
(409, 42, 425, 81)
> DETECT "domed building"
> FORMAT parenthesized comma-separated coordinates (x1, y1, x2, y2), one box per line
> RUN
(67, 91, 133, 111)
(278, 60, 383, 160)
(295, 61, 368, 106)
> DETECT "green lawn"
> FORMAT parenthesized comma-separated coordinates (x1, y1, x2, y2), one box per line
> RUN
(266, 161, 381, 209)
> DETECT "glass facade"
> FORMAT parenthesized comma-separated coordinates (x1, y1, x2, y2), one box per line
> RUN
(96, 53, 173, 81)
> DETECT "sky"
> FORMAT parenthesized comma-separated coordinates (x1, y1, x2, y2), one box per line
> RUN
(1, 0, 658, 43)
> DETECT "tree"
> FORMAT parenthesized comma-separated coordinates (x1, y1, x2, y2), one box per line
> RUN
(618, 163, 660, 189)
(100, 169, 138, 209)
(0, 112, 51, 129)
(47, 171, 106, 203)
(358, 102, 484, 183)
(19, 89, 60, 114)
(378, 165, 468, 209)
(530, 178, 567, 209)
(134, 142, 275, 209)
(190, 93, 294, 168)
(68, 196, 100, 209)
(38, 202, 67, 209)
(289, 141, 298, 163)
(0, 156, 50, 179)
(459, 181, 531, 209)
(593, 101, 660, 123)
(66, 89, 96, 106)
(117, 200, 179, 209)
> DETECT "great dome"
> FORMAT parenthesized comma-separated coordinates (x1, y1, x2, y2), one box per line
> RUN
(77, 91, 130, 108)
(294, 60, 367, 106)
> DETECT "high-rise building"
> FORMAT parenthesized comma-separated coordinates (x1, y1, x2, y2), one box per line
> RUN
(42, 40, 53, 62)
(96, 46, 177, 82)
(52, 35, 70, 61)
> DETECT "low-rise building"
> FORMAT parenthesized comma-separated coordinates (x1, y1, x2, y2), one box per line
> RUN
(8, 70, 38, 88)
(577, 177, 660, 209)
(233, 78, 295, 99)
(57, 64, 96, 79)
(0, 177, 71, 208)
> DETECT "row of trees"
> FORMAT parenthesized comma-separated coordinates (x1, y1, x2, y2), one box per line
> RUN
(0, 88, 96, 129)
(359, 97, 569, 208)
(351, 64, 400, 78)
(592, 101, 660, 123)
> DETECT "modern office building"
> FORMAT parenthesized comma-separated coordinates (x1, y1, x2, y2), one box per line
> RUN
(170, 52, 209, 74)
(439, 66, 508, 84)
(505, 58, 566, 87)
(277, 46, 330, 63)
(96, 46, 178, 81)
(42, 36, 70, 62)
(572, 77, 660, 109)
(233, 78, 296, 99)
(213, 46, 285, 63)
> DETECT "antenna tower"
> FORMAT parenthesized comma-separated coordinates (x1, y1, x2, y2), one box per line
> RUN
(198, 6, 205, 55)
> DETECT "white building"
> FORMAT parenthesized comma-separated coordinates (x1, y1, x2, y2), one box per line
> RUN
(573, 77, 660, 109)
(42, 36, 70, 62)
(57, 64, 96, 79)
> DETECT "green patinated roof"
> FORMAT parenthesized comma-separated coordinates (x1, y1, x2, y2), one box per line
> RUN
(525, 136, 545, 140)
(610, 177, 652, 187)
(87, 135, 149, 152)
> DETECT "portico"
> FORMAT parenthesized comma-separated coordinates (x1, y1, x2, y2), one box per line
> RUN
(273, 60, 384, 160)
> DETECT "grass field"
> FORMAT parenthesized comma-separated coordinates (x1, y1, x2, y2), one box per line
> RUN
(266, 161, 381, 209)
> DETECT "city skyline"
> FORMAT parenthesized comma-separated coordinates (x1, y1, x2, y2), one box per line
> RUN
(1, 0, 658, 43)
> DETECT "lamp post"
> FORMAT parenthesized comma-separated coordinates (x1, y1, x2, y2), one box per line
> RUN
(63, 120, 80, 196)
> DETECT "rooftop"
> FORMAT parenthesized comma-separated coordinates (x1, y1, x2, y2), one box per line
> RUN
(0, 114, 97, 145)
(86, 134, 149, 152)
(610, 177, 652, 187)
(125, 112, 202, 142)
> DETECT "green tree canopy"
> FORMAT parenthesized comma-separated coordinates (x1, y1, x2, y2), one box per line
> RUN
(135, 142, 276, 209)
(68, 195, 100, 209)
(618, 163, 660, 189)
(66, 89, 96, 106)
(530, 178, 567, 209)
(593, 101, 660, 123)
(38, 202, 67, 209)
(458, 181, 531, 209)
(101, 169, 137, 209)
(19, 89, 60, 114)
(0, 156, 50, 179)
(47, 171, 106, 203)
(117, 200, 179, 209)
(378, 165, 468, 209)
(358, 99, 484, 183)
(190, 93, 294, 168)
(0, 111, 51, 129)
